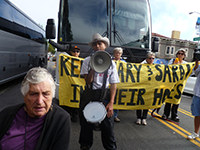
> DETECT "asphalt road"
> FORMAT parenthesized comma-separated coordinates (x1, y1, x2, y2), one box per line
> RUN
(0, 60, 200, 150)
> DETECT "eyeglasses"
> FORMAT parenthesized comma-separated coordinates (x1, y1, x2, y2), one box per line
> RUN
(115, 52, 122, 54)
(177, 53, 184, 55)
(72, 51, 80, 53)
(148, 57, 155, 60)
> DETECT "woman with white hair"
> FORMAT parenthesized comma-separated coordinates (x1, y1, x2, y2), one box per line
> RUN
(0, 67, 71, 150)
(113, 47, 126, 62)
(162, 48, 187, 122)
(113, 47, 126, 123)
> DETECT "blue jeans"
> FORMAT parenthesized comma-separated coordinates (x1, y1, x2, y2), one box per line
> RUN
(114, 109, 118, 118)
(191, 95, 200, 116)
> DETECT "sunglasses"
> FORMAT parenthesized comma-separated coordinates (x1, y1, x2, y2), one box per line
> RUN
(177, 53, 184, 55)
(72, 51, 80, 53)
(115, 52, 122, 54)
(148, 57, 154, 60)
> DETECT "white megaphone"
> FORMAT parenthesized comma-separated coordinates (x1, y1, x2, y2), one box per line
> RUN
(90, 51, 112, 73)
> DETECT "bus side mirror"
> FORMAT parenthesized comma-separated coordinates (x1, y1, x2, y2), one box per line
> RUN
(152, 37, 159, 52)
(46, 19, 56, 39)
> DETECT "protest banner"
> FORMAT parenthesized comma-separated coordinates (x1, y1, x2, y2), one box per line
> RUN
(58, 54, 194, 110)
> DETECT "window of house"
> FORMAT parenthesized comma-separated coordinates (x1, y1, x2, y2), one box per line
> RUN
(185, 48, 188, 57)
(166, 46, 170, 54)
(171, 46, 175, 55)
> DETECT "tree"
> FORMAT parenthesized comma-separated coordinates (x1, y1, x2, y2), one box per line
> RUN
(48, 42, 56, 54)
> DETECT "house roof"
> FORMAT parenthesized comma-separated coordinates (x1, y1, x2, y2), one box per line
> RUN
(152, 32, 197, 44)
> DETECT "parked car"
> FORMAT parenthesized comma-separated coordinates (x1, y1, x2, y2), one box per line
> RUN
(183, 74, 196, 95)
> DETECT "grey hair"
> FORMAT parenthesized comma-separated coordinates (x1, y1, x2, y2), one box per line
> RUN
(21, 67, 56, 97)
(146, 52, 155, 58)
(113, 47, 123, 54)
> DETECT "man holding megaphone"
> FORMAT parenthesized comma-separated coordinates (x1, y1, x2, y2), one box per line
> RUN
(79, 33, 119, 150)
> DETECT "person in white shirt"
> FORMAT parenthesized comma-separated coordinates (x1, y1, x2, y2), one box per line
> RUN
(79, 33, 119, 150)
(188, 59, 200, 140)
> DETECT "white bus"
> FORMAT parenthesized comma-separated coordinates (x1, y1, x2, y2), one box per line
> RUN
(46, 0, 159, 99)
(46, 0, 159, 62)
(0, 0, 47, 84)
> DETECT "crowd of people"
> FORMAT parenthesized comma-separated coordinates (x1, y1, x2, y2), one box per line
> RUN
(0, 33, 199, 150)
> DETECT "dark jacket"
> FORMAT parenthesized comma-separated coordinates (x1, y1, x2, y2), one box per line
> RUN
(0, 103, 71, 150)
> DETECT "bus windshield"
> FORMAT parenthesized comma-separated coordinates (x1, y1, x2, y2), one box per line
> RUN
(59, 0, 150, 49)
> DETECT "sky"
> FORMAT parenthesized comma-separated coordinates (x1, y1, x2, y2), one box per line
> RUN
(11, 0, 200, 42)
